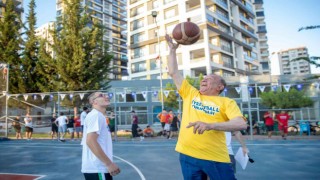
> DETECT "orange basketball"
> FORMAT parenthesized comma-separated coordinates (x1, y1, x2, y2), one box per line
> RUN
(172, 22, 200, 45)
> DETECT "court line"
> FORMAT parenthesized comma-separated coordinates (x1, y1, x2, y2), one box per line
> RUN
(0, 173, 46, 179)
(113, 155, 146, 180)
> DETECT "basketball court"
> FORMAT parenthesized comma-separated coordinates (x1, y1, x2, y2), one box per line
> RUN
(0, 138, 319, 180)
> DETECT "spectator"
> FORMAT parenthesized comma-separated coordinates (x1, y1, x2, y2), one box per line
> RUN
(12, 116, 22, 139)
(2, 64, 7, 80)
(55, 112, 69, 142)
(81, 92, 120, 179)
(276, 111, 290, 140)
(81, 107, 89, 131)
(131, 110, 139, 138)
(137, 126, 144, 141)
(157, 109, 169, 136)
(51, 114, 58, 140)
(143, 125, 154, 137)
(264, 111, 274, 138)
(108, 111, 116, 136)
(225, 131, 249, 174)
(169, 111, 179, 139)
(74, 115, 82, 140)
(165, 34, 246, 179)
(67, 116, 75, 141)
(24, 113, 33, 141)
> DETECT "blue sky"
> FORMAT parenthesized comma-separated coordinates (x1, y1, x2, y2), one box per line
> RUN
(23, 0, 320, 74)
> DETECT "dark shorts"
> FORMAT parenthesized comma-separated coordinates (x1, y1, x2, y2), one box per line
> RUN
(52, 125, 58, 132)
(170, 127, 178, 132)
(161, 122, 165, 128)
(25, 126, 33, 133)
(83, 173, 112, 180)
(266, 125, 274, 132)
(109, 125, 115, 132)
(13, 125, 21, 133)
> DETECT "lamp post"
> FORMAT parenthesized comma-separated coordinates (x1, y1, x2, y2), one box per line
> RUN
(152, 11, 164, 110)
(1, 63, 9, 137)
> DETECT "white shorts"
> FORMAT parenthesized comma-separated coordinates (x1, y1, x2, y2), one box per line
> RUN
(67, 128, 74, 133)
(164, 124, 171, 131)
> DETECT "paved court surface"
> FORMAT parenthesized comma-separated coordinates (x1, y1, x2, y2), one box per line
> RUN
(0, 138, 319, 180)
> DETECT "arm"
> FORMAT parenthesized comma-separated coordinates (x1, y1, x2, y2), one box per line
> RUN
(187, 117, 247, 134)
(233, 131, 249, 155)
(165, 34, 184, 90)
(86, 132, 120, 176)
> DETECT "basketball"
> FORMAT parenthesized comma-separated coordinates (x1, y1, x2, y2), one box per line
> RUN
(172, 22, 200, 45)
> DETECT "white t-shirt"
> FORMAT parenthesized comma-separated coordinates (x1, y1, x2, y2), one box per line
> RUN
(81, 109, 112, 173)
(80, 111, 87, 126)
(24, 117, 33, 128)
(225, 132, 234, 155)
(55, 116, 68, 126)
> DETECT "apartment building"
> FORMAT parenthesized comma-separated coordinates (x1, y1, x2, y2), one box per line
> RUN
(278, 47, 311, 75)
(0, 0, 23, 18)
(253, 0, 270, 74)
(56, 0, 128, 80)
(35, 22, 55, 57)
(127, 0, 268, 80)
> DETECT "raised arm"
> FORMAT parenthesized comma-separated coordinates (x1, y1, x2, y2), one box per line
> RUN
(165, 34, 184, 90)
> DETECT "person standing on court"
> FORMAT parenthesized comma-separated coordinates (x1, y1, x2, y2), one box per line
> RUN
(55, 112, 69, 141)
(130, 110, 139, 138)
(165, 34, 247, 180)
(24, 113, 33, 140)
(81, 107, 89, 131)
(264, 111, 274, 138)
(12, 115, 23, 139)
(276, 110, 290, 140)
(81, 92, 120, 179)
(51, 114, 58, 140)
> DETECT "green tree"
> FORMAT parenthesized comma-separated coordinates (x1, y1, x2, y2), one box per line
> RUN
(163, 74, 204, 109)
(37, 0, 113, 110)
(0, 0, 24, 93)
(21, 0, 40, 93)
(49, 0, 112, 91)
(260, 89, 313, 109)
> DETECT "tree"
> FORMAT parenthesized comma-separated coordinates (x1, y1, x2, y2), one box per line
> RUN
(260, 89, 313, 109)
(163, 74, 204, 109)
(36, 0, 113, 112)
(46, 0, 113, 92)
(21, 0, 41, 93)
(0, 0, 24, 93)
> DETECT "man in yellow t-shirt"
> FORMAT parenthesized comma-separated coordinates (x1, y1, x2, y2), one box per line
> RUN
(165, 34, 247, 180)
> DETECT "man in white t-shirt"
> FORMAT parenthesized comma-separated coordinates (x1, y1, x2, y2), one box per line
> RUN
(225, 131, 249, 173)
(55, 112, 69, 141)
(81, 92, 120, 180)
(80, 107, 89, 131)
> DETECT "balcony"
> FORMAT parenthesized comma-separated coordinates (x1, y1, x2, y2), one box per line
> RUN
(239, 15, 254, 26)
(216, 0, 228, 10)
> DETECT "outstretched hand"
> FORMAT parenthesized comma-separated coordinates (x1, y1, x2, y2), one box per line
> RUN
(186, 121, 211, 134)
(165, 34, 179, 50)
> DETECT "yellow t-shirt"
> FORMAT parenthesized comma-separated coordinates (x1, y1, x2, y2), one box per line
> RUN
(175, 80, 243, 163)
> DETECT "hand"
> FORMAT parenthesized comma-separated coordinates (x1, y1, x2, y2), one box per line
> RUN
(242, 147, 249, 156)
(165, 34, 179, 50)
(106, 162, 120, 176)
(186, 121, 210, 134)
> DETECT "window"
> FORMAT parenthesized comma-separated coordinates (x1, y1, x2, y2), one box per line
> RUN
(165, 8, 176, 19)
(131, 62, 146, 73)
(131, 18, 144, 31)
(131, 32, 145, 44)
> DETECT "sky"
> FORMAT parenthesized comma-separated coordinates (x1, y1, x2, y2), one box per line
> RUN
(23, 0, 320, 75)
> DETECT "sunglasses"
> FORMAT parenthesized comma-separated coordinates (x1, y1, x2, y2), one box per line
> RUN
(92, 93, 107, 101)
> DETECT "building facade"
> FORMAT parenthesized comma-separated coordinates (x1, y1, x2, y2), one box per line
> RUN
(127, 0, 270, 80)
(253, 0, 270, 74)
(278, 47, 311, 75)
(55, 0, 128, 80)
